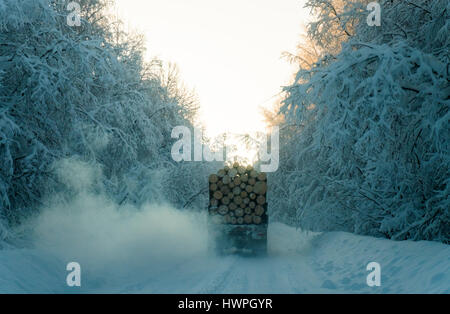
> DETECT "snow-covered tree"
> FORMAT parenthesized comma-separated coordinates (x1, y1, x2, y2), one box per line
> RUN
(0, 0, 213, 237)
(271, 0, 449, 242)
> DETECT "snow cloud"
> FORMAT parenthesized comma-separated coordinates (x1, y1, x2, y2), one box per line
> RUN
(30, 159, 208, 285)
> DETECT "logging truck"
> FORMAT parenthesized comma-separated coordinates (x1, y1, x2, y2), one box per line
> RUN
(208, 163, 268, 255)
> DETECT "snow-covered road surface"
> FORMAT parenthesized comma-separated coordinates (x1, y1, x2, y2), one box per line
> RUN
(0, 223, 449, 293)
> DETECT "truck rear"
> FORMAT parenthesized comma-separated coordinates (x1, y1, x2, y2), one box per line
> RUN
(207, 163, 268, 256)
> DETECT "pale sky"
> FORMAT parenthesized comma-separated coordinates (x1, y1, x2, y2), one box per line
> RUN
(115, 0, 310, 137)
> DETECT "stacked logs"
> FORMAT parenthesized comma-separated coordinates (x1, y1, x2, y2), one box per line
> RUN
(208, 163, 267, 225)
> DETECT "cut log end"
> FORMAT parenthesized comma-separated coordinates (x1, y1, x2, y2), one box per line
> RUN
(218, 205, 229, 215)
(255, 205, 265, 216)
(256, 195, 266, 205)
(252, 215, 262, 225)
(222, 175, 231, 185)
(257, 172, 267, 181)
(209, 174, 219, 183)
(228, 168, 238, 178)
(235, 208, 244, 217)
(221, 197, 230, 205)
(213, 191, 223, 200)
(253, 181, 267, 195)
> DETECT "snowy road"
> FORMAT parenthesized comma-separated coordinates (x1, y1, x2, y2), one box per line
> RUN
(1, 222, 449, 293)
(100, 224, 332, 294)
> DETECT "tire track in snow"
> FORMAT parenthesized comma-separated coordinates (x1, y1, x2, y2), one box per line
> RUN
(195, 256, 239, 293)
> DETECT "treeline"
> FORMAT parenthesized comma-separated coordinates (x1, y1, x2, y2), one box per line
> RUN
(269, 0, 449, 243)
(0, 0, 212, 238)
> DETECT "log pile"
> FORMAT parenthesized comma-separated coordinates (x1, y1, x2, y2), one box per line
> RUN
(208, 163, 268, 225)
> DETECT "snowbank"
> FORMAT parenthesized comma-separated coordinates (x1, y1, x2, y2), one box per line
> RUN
(307, 230, 450, 293)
